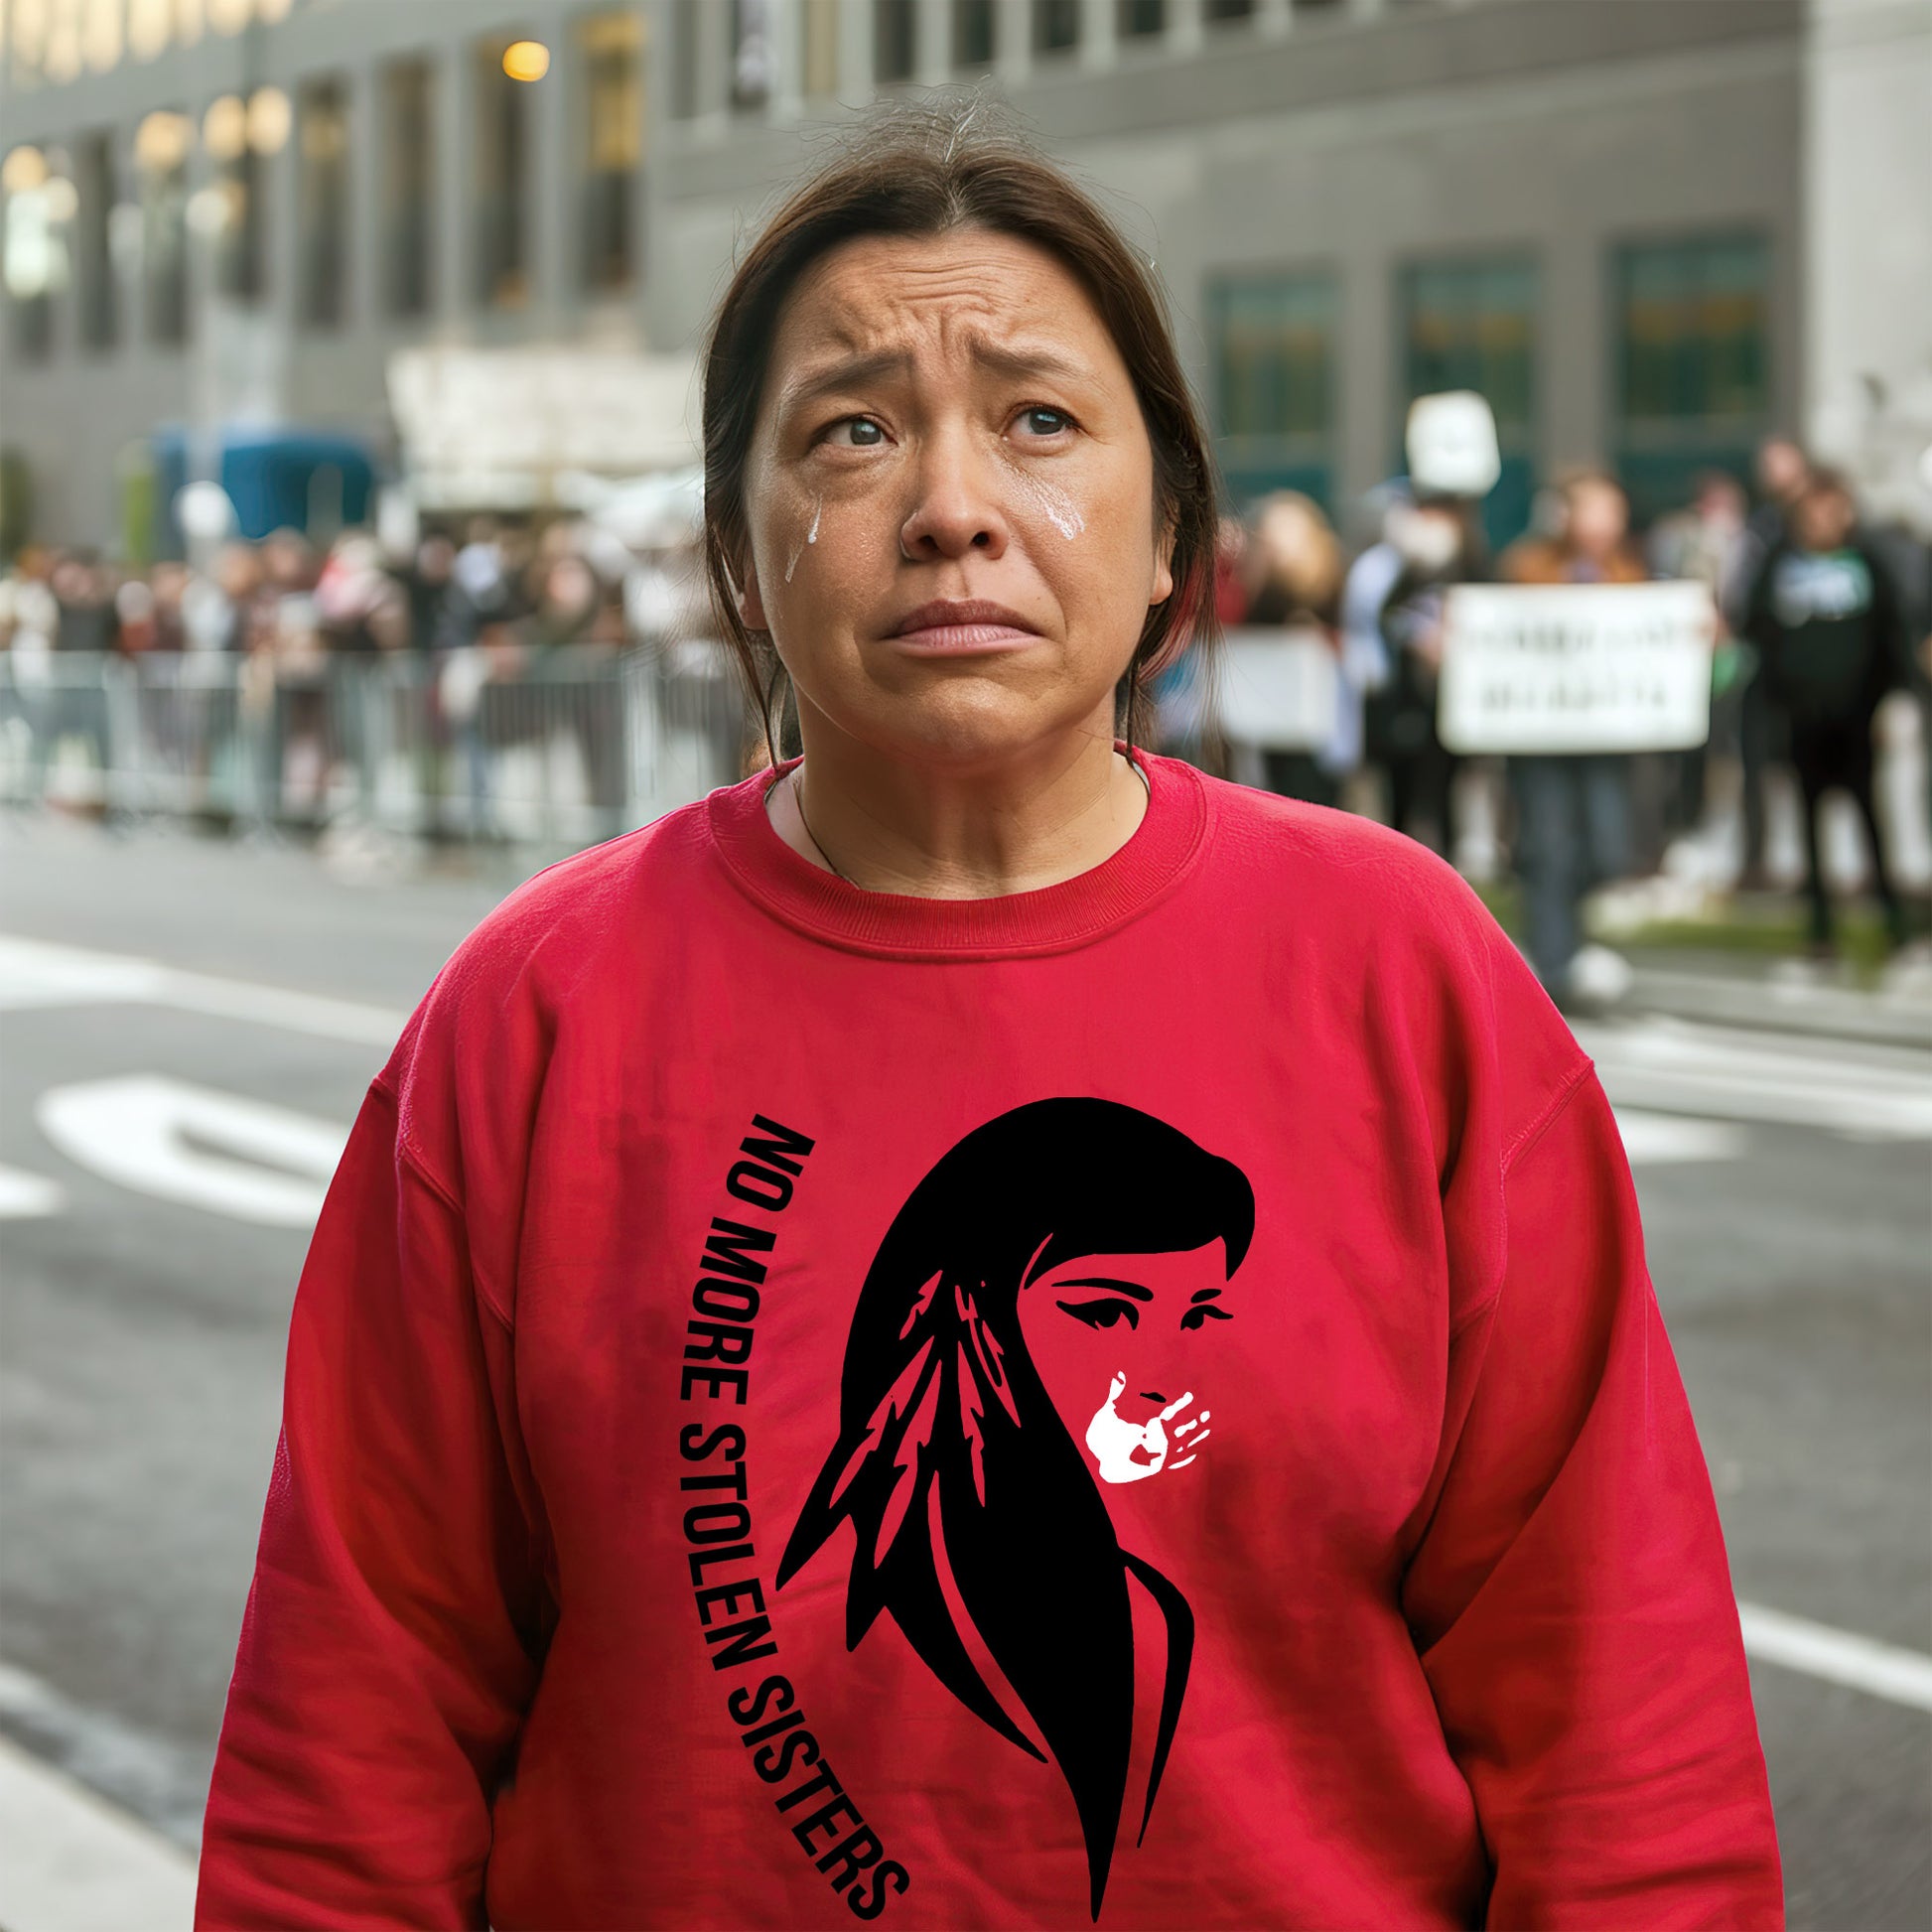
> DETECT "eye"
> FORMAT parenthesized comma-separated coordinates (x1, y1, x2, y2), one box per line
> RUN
(1180, 1306, 1232, 1331)
(1056, 1297, 1139, 1332)
(1014, 405, 1072, 439)
(824, 416, 886, 448)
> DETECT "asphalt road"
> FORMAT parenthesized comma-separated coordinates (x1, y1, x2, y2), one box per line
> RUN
(1, 811, 1927, 1929)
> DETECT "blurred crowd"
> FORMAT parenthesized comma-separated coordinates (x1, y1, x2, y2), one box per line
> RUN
(0, 513, 706, 671)
(0, 508, 717, 838)
(1165, 437, 1932, 1006)
(3, 439, 1930, 1005)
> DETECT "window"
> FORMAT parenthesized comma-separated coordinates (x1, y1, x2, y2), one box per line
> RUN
(1034, 0, 1079, 55)
(801, 0, 840, 94)
(298, 76, 348, 327)
(2, 147, 63, 361)
(1208, 269, 1336, 510)
(474, 38, 529, 307)
(381, 59, 433, 318)
(670, 0, 700, 118)
(128, 0, 172, 60)
(580, 12, 640, 293)
(75, 129, 118, 348)
(875, 0, 913, 82)
(954, 0, 994, 68)
(9, 0, 49, 84)
(1399, 255, 1539, 546)
(1205, 0, 1254, 21)
(732, 0, 769, 108)
(204, 94, 264, 302)
(43, 0, 81, 82)
(134, 109, 190, 345)
(1613, 232, 1768, 518)
(1119, 0, 1165, 36)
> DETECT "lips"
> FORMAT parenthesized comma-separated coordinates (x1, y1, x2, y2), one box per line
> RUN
(888, 599, 1043, 654)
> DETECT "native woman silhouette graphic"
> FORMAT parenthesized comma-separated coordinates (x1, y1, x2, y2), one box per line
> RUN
(776, 1098, 1257, 1919)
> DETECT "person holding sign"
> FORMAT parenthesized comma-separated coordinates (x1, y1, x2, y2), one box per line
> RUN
(1498, 469, 1649, 1006)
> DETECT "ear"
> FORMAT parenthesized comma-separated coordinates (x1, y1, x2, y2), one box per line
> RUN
(1149, 511, 1177, 608)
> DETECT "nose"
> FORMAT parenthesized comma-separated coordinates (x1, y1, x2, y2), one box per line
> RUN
(898, 426, 1009, 562)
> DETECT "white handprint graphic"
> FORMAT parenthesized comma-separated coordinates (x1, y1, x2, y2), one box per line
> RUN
(1084, 1371, 1211, 1484)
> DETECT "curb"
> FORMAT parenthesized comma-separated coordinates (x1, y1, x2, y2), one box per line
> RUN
(1624, 965, 1932, 1050)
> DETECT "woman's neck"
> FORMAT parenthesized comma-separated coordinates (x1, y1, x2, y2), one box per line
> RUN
(762, 712, 1150, 899)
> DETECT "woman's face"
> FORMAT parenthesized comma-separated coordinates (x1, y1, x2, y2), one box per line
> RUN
(1017, 1241, 1235, 1485)
(738, 228, 1174, 768)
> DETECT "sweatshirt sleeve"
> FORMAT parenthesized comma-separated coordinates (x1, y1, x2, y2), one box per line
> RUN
(196, 1072, 549, 1930)
(1402, 1067, 1783, 1930)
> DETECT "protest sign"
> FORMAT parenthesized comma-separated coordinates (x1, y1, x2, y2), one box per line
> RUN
(1217, 627, 1340, 752)
(1438, 581, 1716, 754)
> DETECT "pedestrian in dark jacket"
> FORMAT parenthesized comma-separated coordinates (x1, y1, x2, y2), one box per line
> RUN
(1742, 468, 1914, 953)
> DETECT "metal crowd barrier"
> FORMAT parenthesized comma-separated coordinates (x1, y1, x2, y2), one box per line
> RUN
(0, 641, 753, 850)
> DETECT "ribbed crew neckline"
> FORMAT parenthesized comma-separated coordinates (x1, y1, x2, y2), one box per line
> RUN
(705, 743, 1207, 959)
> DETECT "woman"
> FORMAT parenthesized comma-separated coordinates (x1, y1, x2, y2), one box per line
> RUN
(197, 105, 1781, 1930)
(1499, 469, 1650, 1006)
(1236, 489, 1345, 807)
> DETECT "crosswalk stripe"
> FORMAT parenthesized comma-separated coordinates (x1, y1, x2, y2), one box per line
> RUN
(1578, 1015, 1932, 1140)
(1737, 1602, 1932, 1713)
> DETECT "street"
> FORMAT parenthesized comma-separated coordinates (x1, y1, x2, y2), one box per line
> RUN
(1, 811, 1927, 1930)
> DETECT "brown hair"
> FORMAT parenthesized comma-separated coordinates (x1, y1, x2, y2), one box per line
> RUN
(700, 97, 1219, 768)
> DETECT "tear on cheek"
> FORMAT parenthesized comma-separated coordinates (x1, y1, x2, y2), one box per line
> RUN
(1000, 462, 1086, 540)
(782, 496, 824, 585)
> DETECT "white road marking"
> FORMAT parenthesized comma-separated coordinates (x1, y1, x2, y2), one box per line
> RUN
(0, 934, 406, 1044)
(1737, 1601, 1932, 1713)
(0, 1732, 196, 1932)
(0, 1163, 67, 1218)
(1612, 1108, 1749, 1166)
(1580, 1015, 1932, 1141)
(37, 1076, 348, 1228)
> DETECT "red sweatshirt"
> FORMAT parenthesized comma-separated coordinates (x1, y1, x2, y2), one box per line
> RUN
(198, 749, 1781, 1931)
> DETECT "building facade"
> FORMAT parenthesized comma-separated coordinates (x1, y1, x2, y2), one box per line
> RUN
(2, 0, 1927, 553)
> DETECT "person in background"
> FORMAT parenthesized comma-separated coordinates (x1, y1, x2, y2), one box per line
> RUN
(1648, 470, 1749, 845)
(1148, 513, 1245, 770)
(1241, 490, 1343, 805)
(1363, 489, 1484, 854)
(1338, 483, 1407, 822)
(405, 534, 456, 655)
(1730, 437, 1813, 886)
(113, 575, 159, 656)
(147, 561, 190, 654)
(51, 551, 120, 656)
(1741, 467, 1914, 957)
(315, 532, 410, 656)
(1500, 468, 1648, 1009)
(43, 553, 122, 813)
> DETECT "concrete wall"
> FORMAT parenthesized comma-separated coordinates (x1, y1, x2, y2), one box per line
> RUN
(1803, 0, 1932, 531)
(1, 0, 1811, 548)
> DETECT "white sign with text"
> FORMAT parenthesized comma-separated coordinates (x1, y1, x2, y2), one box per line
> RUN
(1216, 627, 1340, 752)
(1438, 581, 1716, 755)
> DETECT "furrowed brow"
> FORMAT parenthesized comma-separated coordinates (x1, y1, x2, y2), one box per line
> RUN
(1052, 1277, 1155, 1302)
(775, 348, 912, 418)
(968, 341, 1093, 388)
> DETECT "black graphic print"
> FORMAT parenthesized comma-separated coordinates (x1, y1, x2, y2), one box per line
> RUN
(777, 1098, 1256, 1919)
